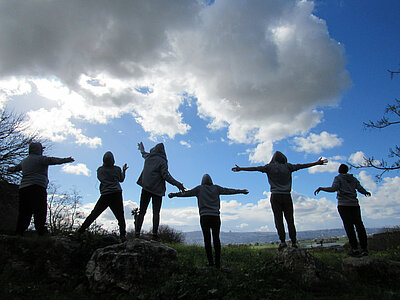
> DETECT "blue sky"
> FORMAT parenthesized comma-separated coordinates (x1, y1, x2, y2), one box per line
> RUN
(0, 0, 399, 233)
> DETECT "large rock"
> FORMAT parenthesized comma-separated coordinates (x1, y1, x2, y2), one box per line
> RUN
(275, 247, 347, 292)
(86, 238, 178, 294)
(0, 182, 19, 234)
(342, 256, 400, 283)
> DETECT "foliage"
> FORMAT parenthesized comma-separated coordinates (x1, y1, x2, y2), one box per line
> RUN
(0, 109, 41, 183)
(148, 224, 185, 244)
(351, 69, 400, 179)
(47, 183, 84, 234)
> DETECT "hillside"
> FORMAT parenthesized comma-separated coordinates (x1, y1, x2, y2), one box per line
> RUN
(184, 228, 383, 245)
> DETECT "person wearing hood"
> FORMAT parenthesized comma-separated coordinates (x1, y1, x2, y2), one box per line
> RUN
(314, 164, 371, 257)
(232, 151, 327, 250)
(77, 151, 128, 241)
(7, 142, 74, 236)
(169, 174, 248, 268)
(135, 142, 185, 239)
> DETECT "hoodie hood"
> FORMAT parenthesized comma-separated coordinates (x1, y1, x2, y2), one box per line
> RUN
(149, 143, 167, 161)
(29, 142, 44, 155)
(201, 174, 213, 185)
(103, 151, 115, 167)
(340, 173, 356, 184)
(270, 151, 287, 164)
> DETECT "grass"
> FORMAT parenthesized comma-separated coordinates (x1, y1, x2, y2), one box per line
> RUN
(1, 235, 400, 299)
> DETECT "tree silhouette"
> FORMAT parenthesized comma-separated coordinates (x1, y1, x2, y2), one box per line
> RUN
(0, 110, 41, 183)
(351, 69, 400, 179)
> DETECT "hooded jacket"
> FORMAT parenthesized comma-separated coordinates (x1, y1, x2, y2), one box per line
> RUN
(255, 151, 306, 194)
(173, 174, 244, 217)
(8, 142, 72, 189)
(331, 173, 368, 206)
(137, 143, 181, 196)
(97, 151, 126, 195)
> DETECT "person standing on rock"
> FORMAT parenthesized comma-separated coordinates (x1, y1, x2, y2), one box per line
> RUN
(77, 151, 128, 241)
(7, 142, 74, 236)
(135, 142, 185, 240)
(232, 152, 327, 250)
(314, 164, 371, 257)
(169, 174, 248, 268)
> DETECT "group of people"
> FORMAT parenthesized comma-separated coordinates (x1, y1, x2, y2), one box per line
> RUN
(8, 141, 372, 269)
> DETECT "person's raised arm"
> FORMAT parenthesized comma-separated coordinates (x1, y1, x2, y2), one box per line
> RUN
(217, 186, 249, 195)
(119, 163, 128, 182)
(295, 157, 328, 171)
(314, 186, 336, 195)
(138, 142, 149, 158)
(169, 187, 198, 198)
(45, 156, 74, 165)
(232, 164, 259, 172)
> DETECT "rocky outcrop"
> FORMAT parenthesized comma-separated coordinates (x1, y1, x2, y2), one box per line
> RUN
(275, 247, 347, 292)
(342, 256, 400, 284)
(0, 182, 19, 234)
(86, 238, 178, 294)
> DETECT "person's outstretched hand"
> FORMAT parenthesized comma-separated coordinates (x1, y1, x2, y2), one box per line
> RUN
(314, 187, 321, 195)
(168, 193, 176, 198)
(138, 142, 145, 152)
(67, 157, 75, 163)
(364, 191, 371, 197)
(177, 182, 185, 192)
(123, 164, 129, 171)
(232, 164, 241, 172)
(317, 157, 328, 165)
(242, 189, 249, 194)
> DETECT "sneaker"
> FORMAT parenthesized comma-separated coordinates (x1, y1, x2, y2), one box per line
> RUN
(120, 235, 127, 243)
(348, 249, 361, 257)
(292, 242, 299, 249)
(278, 242, 288, 251)
(151, 234, 160, 241)
(361, 248, 369, 256)
(135, 232, 140, 239)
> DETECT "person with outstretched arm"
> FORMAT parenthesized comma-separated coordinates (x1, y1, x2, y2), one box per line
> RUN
(7, 142, 74, 236)
(314, 164, 371, 257)
(135, 142, 185, 240)
(169, 174, 248, 268)
(232, 151, 327, 250)
(77, 151, 128, 241)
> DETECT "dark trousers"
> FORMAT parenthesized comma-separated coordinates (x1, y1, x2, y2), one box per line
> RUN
(338, 205, 367, 250)
(79, 192, 126, 236)
(270, 193, 296, 243)
(200, 215, 221, 267)
(135, 189, 162, 235)
(16, 185, 48, 236)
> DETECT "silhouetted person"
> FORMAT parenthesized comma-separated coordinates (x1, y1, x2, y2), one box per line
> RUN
(169, 174, 248, 268)
(7, 142, 74, 236)
(135, 142, 184, 239)
(232, 151, 327, 250)
(77, 151, 128, 241)
(314, 164, 371, 257)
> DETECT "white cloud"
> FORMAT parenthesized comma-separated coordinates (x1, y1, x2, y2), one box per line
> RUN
(0, 0, 349, 158)
(179, 140, 191, 148)
(358, 170, 377, 191)
(349, 151, 367, 165)
(62, 163, 91, 176)
(292, 131, 343, 154)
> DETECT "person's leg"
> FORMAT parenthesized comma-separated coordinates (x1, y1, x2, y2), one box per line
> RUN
(16, 186, 34, 236)
(282, 194, 297, 246)
(338, 206, 359, 251)
(151, 195, 162, 236)
(200, 216, 214, 266)
(108, 192, 126, 238)
(352, 206, 368, 252)
(270, 194, 286, 245)
(135, 189, 151, 236)
(32, 185, 48, 235)
(78, 194, 110, 233)
(210, 216, 221, 268)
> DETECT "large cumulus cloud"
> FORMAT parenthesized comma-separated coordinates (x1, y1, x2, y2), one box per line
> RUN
(0, 0, 349, 158)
